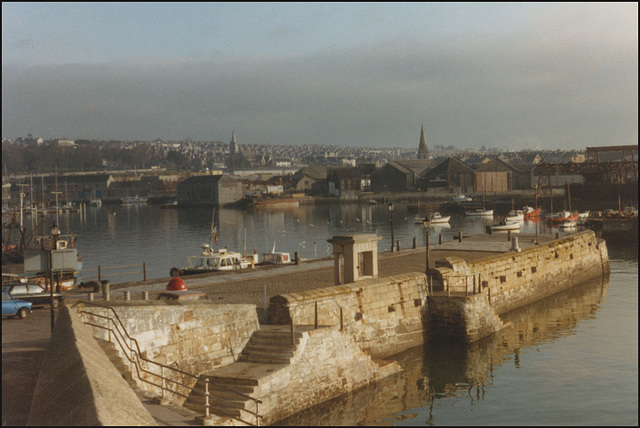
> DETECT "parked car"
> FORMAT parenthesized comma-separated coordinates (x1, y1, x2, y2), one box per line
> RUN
(2, 283, 64, 308)
(2, 291, 33, 319)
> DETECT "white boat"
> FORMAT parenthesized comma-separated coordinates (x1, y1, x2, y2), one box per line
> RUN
(490, 220, 521, 231)
(453, 194, 472, 202)
(558, 219, 577, 229)
(89, 199, 102, 206)
(181, 245, 257, 275)
(465, 208, 494, 217)
(424, 212, 450, 225)
(261, 251, 292, 265)
(505, 210, 524, 221)
(122, 196, 147, 205)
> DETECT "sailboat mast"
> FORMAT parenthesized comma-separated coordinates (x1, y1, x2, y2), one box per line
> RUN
(210, 208, 216, 250)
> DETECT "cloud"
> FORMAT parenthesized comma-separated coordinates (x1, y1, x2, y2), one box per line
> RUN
(2, 6, 637, 150)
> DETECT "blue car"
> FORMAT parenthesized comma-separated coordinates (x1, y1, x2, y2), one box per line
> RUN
(2, 291, 33, 319)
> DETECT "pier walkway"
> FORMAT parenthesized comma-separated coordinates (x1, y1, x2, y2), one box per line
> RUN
(68, 232, 558, 309)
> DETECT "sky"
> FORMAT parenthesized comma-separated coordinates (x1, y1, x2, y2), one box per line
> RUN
(2, 2, 638, 151)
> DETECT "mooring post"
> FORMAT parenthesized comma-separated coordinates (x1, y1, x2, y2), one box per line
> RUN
(340, 307, 344, 331)
(143, 262, 147, 281)
(124, 290, 130, 301)
(142, 291, 149, 300)
(458, 231, 463, 242)
(412, 237, 417, 249)
(439, 233, 443, 244)
(205, 379, 210, 418)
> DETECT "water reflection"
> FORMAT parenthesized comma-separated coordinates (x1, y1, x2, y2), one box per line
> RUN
(277, 274, 609, 426)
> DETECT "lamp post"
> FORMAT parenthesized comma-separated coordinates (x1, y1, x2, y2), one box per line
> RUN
(422, 216, 430, 277)
(388, 202, 395, 252)
(49, 223, 60, 333)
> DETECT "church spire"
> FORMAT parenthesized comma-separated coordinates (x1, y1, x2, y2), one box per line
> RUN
(417, 124, 428, 159)
(230, 130, 239, 155)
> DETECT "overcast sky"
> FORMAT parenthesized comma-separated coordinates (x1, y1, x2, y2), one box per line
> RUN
(2, 2, 637, 150)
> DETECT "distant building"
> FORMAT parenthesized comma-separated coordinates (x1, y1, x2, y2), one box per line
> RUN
(419, 157, 475, 194)
(177, 174, 243, 206)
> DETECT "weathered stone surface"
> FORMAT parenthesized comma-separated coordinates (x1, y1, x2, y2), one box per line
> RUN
(28, 307, 157, 426)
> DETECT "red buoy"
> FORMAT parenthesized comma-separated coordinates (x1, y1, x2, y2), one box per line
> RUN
(166, 276, 187, 291)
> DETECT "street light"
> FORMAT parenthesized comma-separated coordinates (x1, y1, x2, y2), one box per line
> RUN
(388, 202, 395, 252)
(49, 223, 60, 333)
(422, 215, 431, 278)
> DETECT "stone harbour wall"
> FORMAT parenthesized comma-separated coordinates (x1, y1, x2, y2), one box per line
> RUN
(469, 230, 609, 315)
(251, 326, 400, 425)
(268, 272, 429, 358)
(428, 230, 610, 342)
(81, 301, 259, 400)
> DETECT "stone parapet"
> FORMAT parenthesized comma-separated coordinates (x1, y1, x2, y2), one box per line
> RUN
(269, 272, 428, 358)
(80, 301, 260, 402)
(28, 307, 157, 426)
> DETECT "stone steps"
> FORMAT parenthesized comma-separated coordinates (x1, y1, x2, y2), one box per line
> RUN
(95, 338, 135, 382)
(183, 326, 304, 422)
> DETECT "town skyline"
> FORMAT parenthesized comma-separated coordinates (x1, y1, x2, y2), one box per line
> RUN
(2, 3, 637, 150)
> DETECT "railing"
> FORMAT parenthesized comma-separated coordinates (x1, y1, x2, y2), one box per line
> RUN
(75, 301, 262, 426)
(289, 298, 344, 345)
(82, 262, 147, 283)
(436, 273, 484, 296)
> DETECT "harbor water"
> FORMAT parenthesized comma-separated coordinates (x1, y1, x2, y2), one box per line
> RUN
(41, 202, 638, 425)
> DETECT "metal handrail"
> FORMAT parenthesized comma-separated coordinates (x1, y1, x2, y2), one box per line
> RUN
(76, 301, 263, 425)
(289, 297, 344, 345)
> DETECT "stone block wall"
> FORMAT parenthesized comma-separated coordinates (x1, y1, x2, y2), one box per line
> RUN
(80, 301, 259, 401)
(269, 272, 428, 358)
(470, 230, 609, 315)
(251, 326, 399, 425)
(431, 231, 609, 316)
(427, 293, 506, 343)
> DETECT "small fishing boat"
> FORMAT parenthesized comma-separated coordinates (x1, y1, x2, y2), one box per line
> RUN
(558, 219, 577, 229)
(546, 211, 578, 224)
(89, 198, 102, 206)
(261, 251, 292, 265)
(160, 200, 178, 209)
(421, 212, 451, 225)
(506, 210, 524, 221)
(121, 196, 148, 205)
(465, 208, 494, 217)
(453, 194, 472, 202)
(523, 206, 541, 219)
(489, 220, 521, 232)
(260, 242, 291, 265)
(181, 245, 258, 275)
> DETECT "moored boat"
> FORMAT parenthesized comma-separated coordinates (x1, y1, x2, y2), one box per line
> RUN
(422, 212, 451, 225)
(506, 210, 524, 221)
(489, 220, 521, 232)
(465, 208, 494, 217)
(523, 206, 541, 219)
(181, 245, 257, 275)
(160, 200, 178, 209)
(558, 219, 577, 229)
(121, 196, 148, 205)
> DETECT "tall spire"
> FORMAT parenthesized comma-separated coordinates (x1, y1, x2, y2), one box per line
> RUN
(230, 130, 239, 155)
(417, 124, 428, 160)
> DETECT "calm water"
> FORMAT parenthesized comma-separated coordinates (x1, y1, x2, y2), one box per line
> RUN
(43, 202, 638, 425)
